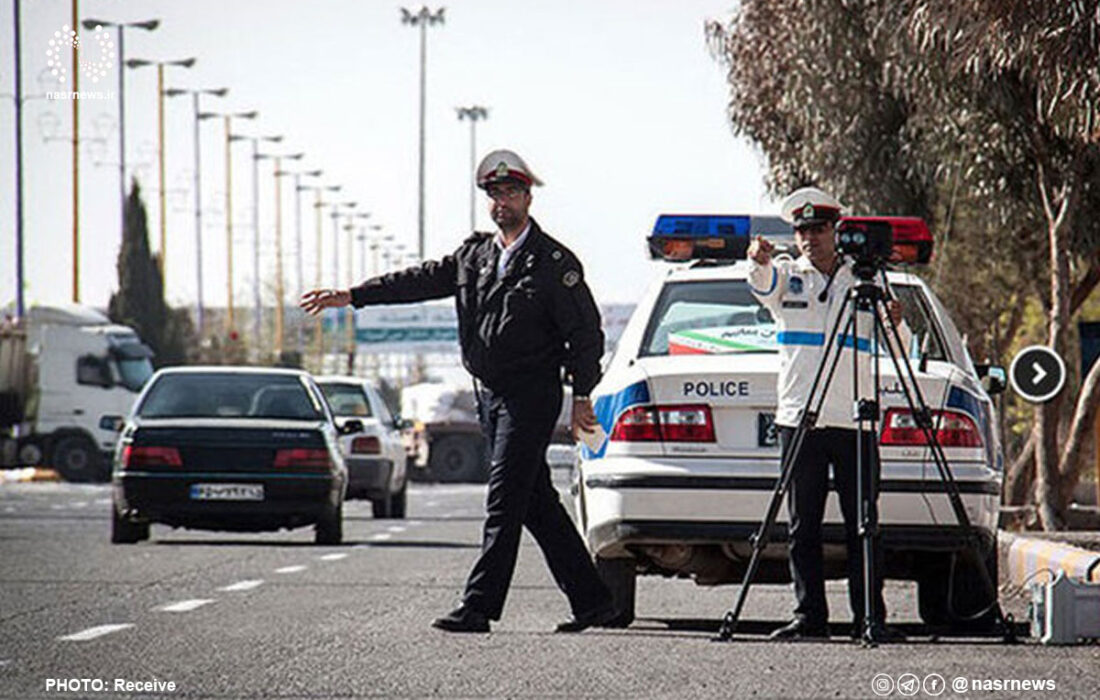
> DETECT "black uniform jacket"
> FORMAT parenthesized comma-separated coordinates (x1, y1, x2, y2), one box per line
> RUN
(348, 218, 604, 396)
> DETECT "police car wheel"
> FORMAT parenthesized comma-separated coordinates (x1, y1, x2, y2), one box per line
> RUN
(595, 556, 636, 628)
(916, 549, 999, 631)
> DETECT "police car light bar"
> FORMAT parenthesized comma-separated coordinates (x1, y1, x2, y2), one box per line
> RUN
(648, 214, 793, 261)
(840, 216, 934, 264)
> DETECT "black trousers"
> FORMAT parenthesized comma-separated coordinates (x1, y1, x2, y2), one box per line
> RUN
(779, 426, 886, 626)
(462, 377, 611, 620)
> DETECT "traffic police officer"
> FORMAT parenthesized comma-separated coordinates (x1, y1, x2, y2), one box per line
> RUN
(300, 149, 615, 634)
(747, 187, 906, 641)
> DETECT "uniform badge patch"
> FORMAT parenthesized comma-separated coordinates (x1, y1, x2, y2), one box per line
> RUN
(789, 276, 803, 294)
(495, 162, 509, 178)
(801, 202, 815, 219)
(562, 270, 580, 288)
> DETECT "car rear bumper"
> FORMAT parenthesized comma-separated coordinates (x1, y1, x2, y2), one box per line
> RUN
(577, 456, 1000, 559)
(344, 456, 394, 499)
(114, 470, 342, 532)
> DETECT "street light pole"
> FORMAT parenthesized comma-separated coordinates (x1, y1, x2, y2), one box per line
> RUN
(13, 0, 25, 318)
(456, 105, 488, 231)
(82, 18, 159, 234)
(242, 135, 283, 347)
(401, 6, 445, 260)
(164, 86, 228, 336)
(302, 185, 341, 370)
(277, 167, 322, 354)
(125, 57, 196, 289)
(266, 151, 304, 356)
(199, 109, 258, 333)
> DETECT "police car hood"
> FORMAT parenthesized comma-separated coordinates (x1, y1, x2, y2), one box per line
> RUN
(634, 354, 778, 408)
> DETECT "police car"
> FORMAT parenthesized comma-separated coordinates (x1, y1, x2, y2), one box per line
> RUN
(574, 214, 1007, 629)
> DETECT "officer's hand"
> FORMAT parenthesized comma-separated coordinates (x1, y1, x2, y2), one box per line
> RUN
(299, 289, 351, 316)
(572, 398, 598, 441)
(886, 300, 903, 326)
(747, 236, 773, 265)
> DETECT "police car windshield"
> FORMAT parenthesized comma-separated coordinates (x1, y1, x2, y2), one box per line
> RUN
(640, 280, 776, 357)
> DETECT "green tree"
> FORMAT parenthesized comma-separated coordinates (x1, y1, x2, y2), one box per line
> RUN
(108, 180, 193, 367)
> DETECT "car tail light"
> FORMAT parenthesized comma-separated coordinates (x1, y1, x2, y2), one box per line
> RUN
(351, 436, 381, 454)
(273, 448, 332, 469)
(610, 404, 715, 443)
(121, 445, 183, 467)
(880, 409, 983, 448)
(610, 406, 661, 441)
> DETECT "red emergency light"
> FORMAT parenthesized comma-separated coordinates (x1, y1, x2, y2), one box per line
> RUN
(840, 216, 934, 265)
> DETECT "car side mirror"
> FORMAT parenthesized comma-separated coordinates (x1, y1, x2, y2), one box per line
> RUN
(338, 418, 364, 435)
(975, 364, 1007, 395)
(99, 415, 124, 432)
(394, 417, 414, 431)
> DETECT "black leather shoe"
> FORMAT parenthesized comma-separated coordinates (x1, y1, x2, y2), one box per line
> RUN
(431, 605, 490, 633)
(554, 602, 618, 633)
(769, 618, 830, 640)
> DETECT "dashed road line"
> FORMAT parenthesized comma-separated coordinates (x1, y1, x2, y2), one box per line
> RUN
(275, 565, 307, 574)
(369, 532, 393, 541)
(58, 624, 134, 641)
(220, 580, 264, 592)
(386, 526, 407, 533)
(159, 599, 215, 613)
(319, 553, 347, 561)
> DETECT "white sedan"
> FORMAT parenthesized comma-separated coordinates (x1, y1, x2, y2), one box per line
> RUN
(315, 376, 408, 519)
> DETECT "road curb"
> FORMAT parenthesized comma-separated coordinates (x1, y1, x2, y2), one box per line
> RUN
(998, 531, 1100, 586)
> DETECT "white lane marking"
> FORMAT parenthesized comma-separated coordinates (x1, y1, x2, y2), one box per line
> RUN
(0, 659, 12, 667)
(58, 623, 134, 641)
(319, 553, 347, 561)
(94, 498, 111, 505)
(220, 579, 264, 592)
(50, 504, 66, 510)
(159, 599, 215, 613)
(406, 519, 423, 526)
(425, 500, 439, 507)
(275, 565, 307, 574)
(3, 507, 14, 513)
(369, 532, 392, 541)
(386, 526, 406, 533)
(69, 501, 89, 508)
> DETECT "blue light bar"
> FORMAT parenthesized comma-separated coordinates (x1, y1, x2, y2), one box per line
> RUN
(648, 214, 793, 261)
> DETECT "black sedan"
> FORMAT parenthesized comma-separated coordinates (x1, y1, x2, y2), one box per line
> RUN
(105, 367, 353, 545)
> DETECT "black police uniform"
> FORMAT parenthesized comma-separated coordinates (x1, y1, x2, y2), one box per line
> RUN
(349, 217, 612, 621)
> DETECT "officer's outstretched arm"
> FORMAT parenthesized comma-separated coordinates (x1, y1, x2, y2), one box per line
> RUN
(349, 254, 459, 307)
(548, 257, 604, 396)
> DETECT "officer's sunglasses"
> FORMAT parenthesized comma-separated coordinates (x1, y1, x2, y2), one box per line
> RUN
(486, 185, 527, 201)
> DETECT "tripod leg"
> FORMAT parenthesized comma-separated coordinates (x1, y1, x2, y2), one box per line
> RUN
(873, 291, 1011, 638)
(715, 311, 857, 641)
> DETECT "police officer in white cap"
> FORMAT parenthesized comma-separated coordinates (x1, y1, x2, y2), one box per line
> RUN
(746, 186, 905, 641)
(300, 148, 615, 634)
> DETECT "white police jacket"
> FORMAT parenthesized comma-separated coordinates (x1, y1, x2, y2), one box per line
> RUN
(748, 254, 909, 429)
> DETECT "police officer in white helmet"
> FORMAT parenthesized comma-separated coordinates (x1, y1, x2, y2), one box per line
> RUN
(300, 149, 616, 633)
(747, 187, 907, 641)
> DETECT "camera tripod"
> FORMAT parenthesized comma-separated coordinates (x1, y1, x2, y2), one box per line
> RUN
(714, 258, 1014, 646)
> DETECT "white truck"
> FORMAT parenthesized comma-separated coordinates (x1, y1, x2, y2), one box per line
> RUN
(0, 305, 155, 482)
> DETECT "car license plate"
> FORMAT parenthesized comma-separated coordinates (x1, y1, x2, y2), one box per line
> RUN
(757, 412, 778, 447)
(189, 483, 264, 501)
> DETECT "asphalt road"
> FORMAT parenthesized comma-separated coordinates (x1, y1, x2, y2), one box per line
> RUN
(1, 472, 1097, 699)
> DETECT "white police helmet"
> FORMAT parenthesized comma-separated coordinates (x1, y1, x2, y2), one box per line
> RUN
(780, 187, 843, 229)
(476, 149, 544, 190)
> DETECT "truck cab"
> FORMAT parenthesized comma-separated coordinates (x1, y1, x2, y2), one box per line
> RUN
(3, 305, 154, 481)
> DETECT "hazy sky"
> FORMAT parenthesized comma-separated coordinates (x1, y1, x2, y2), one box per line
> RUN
(1, 0, 773, 313)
